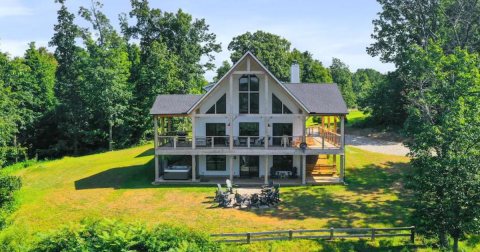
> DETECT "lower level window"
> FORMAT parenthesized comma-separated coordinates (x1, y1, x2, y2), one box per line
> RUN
(206, 155, 226, 171)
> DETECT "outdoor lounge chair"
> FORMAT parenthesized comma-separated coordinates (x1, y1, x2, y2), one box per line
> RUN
(215, 184, 231, 207)
(248, 193, 261, 209)
(261, 180, 274, 194)
(234, 190, 248, 207)
(225, 179, 235, 194)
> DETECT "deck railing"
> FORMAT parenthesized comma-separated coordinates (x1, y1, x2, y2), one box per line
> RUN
(307, 126, 341, 147)
(157, 134, 341, 150)
(211, 226, 415, 244)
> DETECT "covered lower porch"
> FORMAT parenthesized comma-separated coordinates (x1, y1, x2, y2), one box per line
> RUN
(153, 154, 344, 186)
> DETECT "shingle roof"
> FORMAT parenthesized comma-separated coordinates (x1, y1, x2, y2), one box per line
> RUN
(149, 94, 203, 115)
(284, 83, 349, 114)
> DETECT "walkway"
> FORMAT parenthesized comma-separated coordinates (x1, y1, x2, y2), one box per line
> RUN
(346, 135, 409, 156)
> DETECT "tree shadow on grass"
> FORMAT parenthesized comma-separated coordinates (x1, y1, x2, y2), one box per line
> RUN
(74, 158, 210, 190)
(243, 161, 414, 229)
(135, 148, 154, 158)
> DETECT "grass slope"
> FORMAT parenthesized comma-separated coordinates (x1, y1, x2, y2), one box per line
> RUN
(7, 143, 476, 251)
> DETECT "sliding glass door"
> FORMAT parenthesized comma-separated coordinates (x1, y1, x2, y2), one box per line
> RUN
(240, 156, 259, 178)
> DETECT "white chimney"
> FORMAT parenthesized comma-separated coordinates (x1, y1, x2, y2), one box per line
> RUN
(290, 60, 300, 83)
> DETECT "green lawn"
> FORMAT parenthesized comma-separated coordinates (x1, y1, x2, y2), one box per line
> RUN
(3, 143, 477, 251)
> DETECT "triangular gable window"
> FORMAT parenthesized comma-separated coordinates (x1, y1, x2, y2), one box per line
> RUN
(272, 94, 293, 114)
(206, 94, 226, 114)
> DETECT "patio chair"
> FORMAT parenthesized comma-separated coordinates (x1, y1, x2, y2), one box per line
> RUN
(265, 190, 277, 206)
(273, 184, 281, 203)
(261, 180, 274, 194)
(215, 184, 231, 207)
(234, 190, 248, 207)
(225, 179, 235, 194)
(248, 193, 261, 209)
(290, 167, 298, 179)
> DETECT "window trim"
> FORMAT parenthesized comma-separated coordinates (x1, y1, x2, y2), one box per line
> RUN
(206, 155, 227, 171)
(272, 93, 293, 114)
(206, 93, 226, 114)
(239, 75, 260, 114)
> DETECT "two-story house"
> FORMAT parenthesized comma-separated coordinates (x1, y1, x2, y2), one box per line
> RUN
(150, 52, 348, 185)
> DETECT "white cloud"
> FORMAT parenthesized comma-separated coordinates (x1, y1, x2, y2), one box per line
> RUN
(0, 0, 32, 18)
(0, 40, 49, 57)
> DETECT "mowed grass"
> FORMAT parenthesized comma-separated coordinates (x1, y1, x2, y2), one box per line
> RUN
(9, 145, 410, 231)
(5, 144, 440, 251)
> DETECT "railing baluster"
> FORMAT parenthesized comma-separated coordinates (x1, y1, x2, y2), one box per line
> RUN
(173, 136, 177, 149)
(211, 136, 214, 148)
(247, 137, 250, 148)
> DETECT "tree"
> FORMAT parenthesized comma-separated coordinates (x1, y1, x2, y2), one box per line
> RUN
(360, 71, 408, 125)
(0, 51, 19, 147)
(213, 61, 231, 82)
(329, 58, 356, 108)
(290, 49, 332, 83)
(404, 42, 480, 252)
(79, 1, 132, 151)
(120, 0, 221, 140)
(368, 0, 480, 67)
(352, 68, 384, 109)
(49, 0, 89, 156)
(228, 31, 292, 81)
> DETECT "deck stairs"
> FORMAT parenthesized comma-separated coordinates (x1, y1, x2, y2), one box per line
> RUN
(306, 155, 336, 176)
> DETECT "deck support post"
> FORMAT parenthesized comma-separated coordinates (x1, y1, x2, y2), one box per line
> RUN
(154, 116, 159, 182)
(229, 156, 234, 182)
(302, 116, 306, 143)
(192, 112, 196, 149)
(340, 154, 345, 183)
(302, 155, 306, 185)
(264, 75, 269, 149)
(168, 117, 172, 133)
(264, 155, 269, 184)
(229, 75, 234, 150)
(192, 155, 196, 181)
(340, 115, 345, 150)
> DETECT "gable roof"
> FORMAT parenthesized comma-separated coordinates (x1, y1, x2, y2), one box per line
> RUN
(187, 51, 310, 114)
(150, 94, 203, 115)
(284, 83, 349, 115)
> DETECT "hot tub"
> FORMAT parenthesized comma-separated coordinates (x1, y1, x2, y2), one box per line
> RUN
(163, 165, 191, 180)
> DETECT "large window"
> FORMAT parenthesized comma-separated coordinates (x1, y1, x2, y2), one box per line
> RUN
(206, 94, 226, 114)
(239, 122, 259, 136)
(206, 155, 226, 171)
(273, 155, 293, 171)
(272, 94, 292, 114)
(239, 75, 259, 114)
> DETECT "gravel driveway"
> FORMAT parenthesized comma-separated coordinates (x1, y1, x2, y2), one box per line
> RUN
(346, 135, 409, 156)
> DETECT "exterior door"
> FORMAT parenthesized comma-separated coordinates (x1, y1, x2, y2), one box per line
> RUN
(240, 156, 260, 177)
(206, 123, 226, 144)
(272, 123, 293, 146)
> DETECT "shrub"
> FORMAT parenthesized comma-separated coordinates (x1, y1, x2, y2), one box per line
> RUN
(0, 147, 27, 168)
(34, 219, 221, 252)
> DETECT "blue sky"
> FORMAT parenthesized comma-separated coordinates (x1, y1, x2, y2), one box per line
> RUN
(0, 0, 394, 81)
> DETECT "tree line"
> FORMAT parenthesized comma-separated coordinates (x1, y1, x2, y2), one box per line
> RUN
(0, 0, 387, 166)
